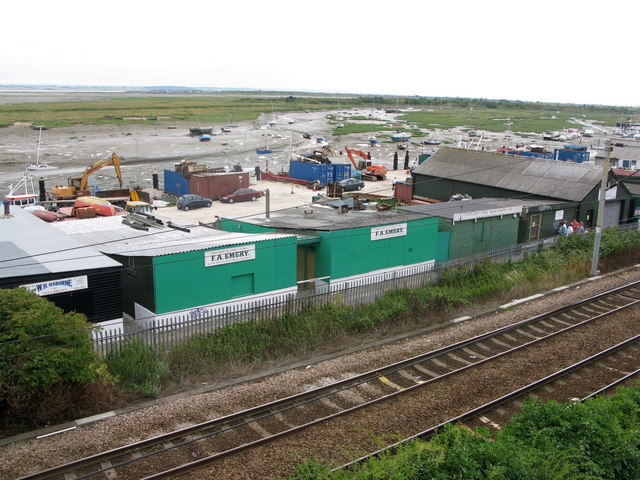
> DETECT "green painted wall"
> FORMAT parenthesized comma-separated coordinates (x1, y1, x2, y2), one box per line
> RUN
(448, 216, 519, 259)
(151, 237, 297, 314)
(221, 217, 439, 281)
(311, 218, 439, 280)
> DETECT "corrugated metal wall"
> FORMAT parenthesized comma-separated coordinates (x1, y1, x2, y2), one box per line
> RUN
(163, 169, 189, 196)
(189, 172, 250, 199)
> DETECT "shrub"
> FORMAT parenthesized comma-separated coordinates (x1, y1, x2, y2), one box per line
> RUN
(0, 288, 97, 389)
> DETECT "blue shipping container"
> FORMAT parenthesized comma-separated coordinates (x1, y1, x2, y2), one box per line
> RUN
(554, 149, 590, 163)
(289, 161, 351, 185)
(163, 169, 189, 195)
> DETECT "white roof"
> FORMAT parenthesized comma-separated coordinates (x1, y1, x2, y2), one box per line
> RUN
(50, 215, 295, 256)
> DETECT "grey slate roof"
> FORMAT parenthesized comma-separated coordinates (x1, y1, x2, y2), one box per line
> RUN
(0, 206, 121, 280)
(50, 215, 296, 256)
(412, 147, 603, 201)
(596, 141, 640, 162)
(231, 205, 428, 231)
(399, 197, 566, 219)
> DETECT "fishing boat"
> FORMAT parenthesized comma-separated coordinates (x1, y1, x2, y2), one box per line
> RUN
(5, 169, 39, 207)
(391, 131, 411, 142)
(74, 196, 117, 216)
(27, 127, 57, 171)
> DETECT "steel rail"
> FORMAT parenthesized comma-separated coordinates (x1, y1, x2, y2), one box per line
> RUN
(19, 280, 640, 480)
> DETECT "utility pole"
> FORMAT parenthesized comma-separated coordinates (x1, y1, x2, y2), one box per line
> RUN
(590, 140, 613, 276)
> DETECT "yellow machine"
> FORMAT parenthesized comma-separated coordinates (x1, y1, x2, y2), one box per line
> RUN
(51, 153, 124, 199)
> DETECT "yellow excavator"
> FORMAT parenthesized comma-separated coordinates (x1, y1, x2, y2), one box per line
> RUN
(51, 153, 124, 199)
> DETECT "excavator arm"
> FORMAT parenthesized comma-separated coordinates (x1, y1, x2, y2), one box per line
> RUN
(344, 147, 370, 170)
(79, 153, 123, 190)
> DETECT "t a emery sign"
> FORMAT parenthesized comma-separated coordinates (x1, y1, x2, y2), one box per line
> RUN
(205, 244, 256, 267)
(371, 223, 407, 241)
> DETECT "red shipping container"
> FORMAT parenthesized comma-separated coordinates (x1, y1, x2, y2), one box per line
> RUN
(189, 172, 250, 200)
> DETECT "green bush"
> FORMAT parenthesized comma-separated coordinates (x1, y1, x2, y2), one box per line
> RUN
(105, 340, 168, 397)
(0, 288, 97, 389)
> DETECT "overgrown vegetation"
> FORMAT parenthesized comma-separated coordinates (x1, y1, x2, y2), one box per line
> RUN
(1, 228, 639, 437)
(288, 385, 640, 479)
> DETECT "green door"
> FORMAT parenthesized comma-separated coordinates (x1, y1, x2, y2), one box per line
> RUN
(231, 273, 254, 298)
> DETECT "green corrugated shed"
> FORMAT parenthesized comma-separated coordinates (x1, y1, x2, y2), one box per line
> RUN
(221, 206, 439, 284)
(400, 199, 523, 259)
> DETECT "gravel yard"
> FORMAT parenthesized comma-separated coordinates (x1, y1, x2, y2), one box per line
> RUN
(2, 268, 639, 479)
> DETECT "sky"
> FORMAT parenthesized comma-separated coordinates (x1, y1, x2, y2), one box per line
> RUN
(2, 0, 638, 107)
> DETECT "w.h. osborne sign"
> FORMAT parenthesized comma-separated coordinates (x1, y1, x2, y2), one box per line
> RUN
(205, 245, 256, 267)
(370, 223, 407, 241)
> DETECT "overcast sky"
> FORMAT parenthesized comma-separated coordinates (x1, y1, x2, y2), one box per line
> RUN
(2, 0, 637, 107)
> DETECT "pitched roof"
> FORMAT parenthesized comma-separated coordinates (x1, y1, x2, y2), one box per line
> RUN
(412, 147, 603, 201)
(399, 197, 566, 220)
(50, 215, 296, 256)
(0, 206, 121, 279)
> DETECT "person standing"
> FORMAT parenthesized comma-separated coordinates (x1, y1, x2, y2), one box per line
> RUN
(558, 220, 567, 236)
(577, 222, 585, 235)
(571, 218, 580, 231)
(566, 223, 574, 235)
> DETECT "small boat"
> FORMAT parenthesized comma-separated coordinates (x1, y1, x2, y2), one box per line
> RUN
(467, 130, 477, 137)
(256, 147, 282, 155)
(221, 126, 232, 133)
(74, 196, 117, 216)
(391, 131, 411, 142)
(4, 170, 38, 207)
(27, 127, 57, 171)
(32, 209, 65, 222)
(167, 125, 178, 129)
(422, 139, 441, 145)
(302, 132, 312, 139)
(368, 136, 378, 146)
(336, 123, 344, 128)
(199, 134, 212, 142)
(189, 127, 213, 136)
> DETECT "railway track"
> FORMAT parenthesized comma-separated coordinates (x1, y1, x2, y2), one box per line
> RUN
(19, 280, 640, 480)
(339, 333, 640, 473)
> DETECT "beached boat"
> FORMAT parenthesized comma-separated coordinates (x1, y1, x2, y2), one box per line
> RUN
(368, 136, 378, 146)
(256, 147, 282, 155)
(74, 196, 117, 216)
(189, 127, 213, 136)
(422, 139, 441, 145)
(391, 131, 411, 142)
(199, 134, 212, 142)
(27, 127, 57, 171)
(4, 170, 38, 207)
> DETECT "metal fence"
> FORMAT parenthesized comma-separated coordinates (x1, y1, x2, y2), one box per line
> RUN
(92, 237, 555, 358)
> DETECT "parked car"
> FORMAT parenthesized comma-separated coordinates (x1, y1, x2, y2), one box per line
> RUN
(176, 194, 212, 210)
(337, 178, 365, 191)
(220, 188, 264, 203)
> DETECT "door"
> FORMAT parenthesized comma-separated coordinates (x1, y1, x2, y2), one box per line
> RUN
(296, 246, 316, 290)
(528, 214, 541, 241)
